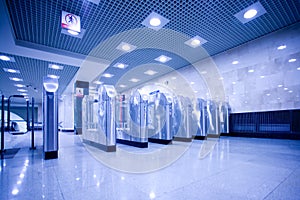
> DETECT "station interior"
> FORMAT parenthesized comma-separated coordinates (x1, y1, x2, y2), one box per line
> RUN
(1, 1, 300, 199)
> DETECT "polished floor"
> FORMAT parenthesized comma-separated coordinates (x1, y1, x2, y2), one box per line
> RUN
(1, 131, 300, 200)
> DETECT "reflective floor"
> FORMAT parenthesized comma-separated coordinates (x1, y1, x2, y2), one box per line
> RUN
(1, 131, 300, 200)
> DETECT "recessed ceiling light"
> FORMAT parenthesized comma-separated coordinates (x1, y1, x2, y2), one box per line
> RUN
(191, 39, 201, 46)
(171, 76, 177, 80)
(141, 12, 169, 31)
(0, 55, 11, 61)
(194, 90, 198, 93)
(284, 87, 288, 91)
(277, 45, 286, 50)
(234, 2, 267, 24)
(266, 93, 271, 96)
(119, 84, 127, 88)
(149, 17, 161, 27)
(297, 67, 300, 70)
(155, 55, 172, 63)
(243, 9, 257, 19)
(15, 84, 25, 87)
(277, 97, 281, 100)
(289, 90, 293, 93)
(278, 84, 283, 87)
(122, 44, 131, 51)
(67, 30, 79, 35)
(190, 81, 195, 85)
(129, 78, 140, 83)
(113, 63, 128, 69)
(94, 81, 103, 84)
(116, 42, 137, 53)
(49, 64, 63, 70)
(184, 35, 207, 48)
(248, 69, 254, 73)
(232, 81, 236, 84)
(219, 77, 224, 80)
(17, 89, 27, 92)
(144, 70, 158, 76)
(288, 58, 297, 63)
(3, 68, 20, 73)
(9, 77, 23, 82)
(232, 61, 239, 65)
(48, 74, 60, 79)
(102, 73, 114, 78)
(260, 75, 265, 78)
(61, 28, 86, 39)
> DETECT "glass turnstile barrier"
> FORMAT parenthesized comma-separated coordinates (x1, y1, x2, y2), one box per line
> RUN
(82, 85, 117, 152)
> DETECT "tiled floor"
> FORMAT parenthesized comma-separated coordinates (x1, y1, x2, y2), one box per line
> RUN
(1, 131, 300, 200)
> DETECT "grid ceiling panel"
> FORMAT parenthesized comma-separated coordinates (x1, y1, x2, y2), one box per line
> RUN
(100, 48, 191, 85)
(6, 0, 300, 57)
(0, 53, 79, 102)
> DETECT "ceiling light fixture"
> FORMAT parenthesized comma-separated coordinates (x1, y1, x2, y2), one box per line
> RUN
(116, 42, 137, 53)
(0, 55, 10, 61)
(15, 84, 25, 87)
(260, 75, 265, 78)
(289, 90, 293, 93)
(141, 12, 170, 31)
(17, 89, 27, 92)
(277, 45, 286, 50)
(234, 2, 267, 24)
(122, 44, 131, 51)
(288, 58, 297, 63)
(266, 93, 271, 96)
(185, 35, 207, 48)
(3, 68, 20, 73)
(149, 17, 161, 27)
(67, 30, 79, 35)
(119, 84, 127, 88)
(47, 74, 60, 79)
(129, 78, 140, 83)
(284, 87, 288, 91)
(144, 70, 158, 76)
(232, 81, 236, 84)
(278, 84, 283, 88)
(232, 61, 239, 65)
(171, 76, 177, 80)
(49, 64, 63, 70)
(155, 55, 172, 63)
(248, 69, 254, 73)
(9, 77, 23, 82)
(243, 9, 257, 19)
(297, 67, 300, 71)
(113, 63, 128, 69)
(102, 73, 114, 78)
(93, 81, 103, 84)
(191, 39, 201, 46)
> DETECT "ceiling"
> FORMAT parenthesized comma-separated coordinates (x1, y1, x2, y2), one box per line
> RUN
(1, 0, 300, 103)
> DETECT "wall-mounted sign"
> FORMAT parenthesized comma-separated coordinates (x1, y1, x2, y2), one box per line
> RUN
(61, 11, 81, 33)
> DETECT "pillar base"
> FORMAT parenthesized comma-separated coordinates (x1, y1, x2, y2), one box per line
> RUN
(44, 151, 58, 160)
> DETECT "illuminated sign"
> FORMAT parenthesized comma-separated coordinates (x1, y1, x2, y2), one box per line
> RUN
(61, 11, 81, 33)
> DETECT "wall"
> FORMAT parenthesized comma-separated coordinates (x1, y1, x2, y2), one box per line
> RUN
(138, 22, 300, 113)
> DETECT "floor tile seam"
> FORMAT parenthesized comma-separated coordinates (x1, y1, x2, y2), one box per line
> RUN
(53, 166, 67, 200)
(262, 168, 296, 200)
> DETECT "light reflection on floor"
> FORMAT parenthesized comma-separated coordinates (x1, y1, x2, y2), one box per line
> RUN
(1, 131, 300, 200)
